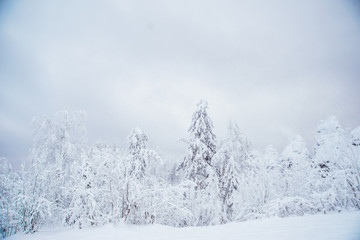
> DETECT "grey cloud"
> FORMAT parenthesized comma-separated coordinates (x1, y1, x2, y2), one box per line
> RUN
(1, 0, 360, 168)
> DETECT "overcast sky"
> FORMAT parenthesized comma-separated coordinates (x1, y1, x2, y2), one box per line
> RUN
(1, 0, 360, 169)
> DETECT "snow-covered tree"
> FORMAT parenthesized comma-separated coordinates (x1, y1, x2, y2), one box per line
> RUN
(216, 149, 239, 222)
(279, 135, 312, 198)
(226, 122, 252, 170)
(264, 136, 317, 217)
(237, 145, 281, 220)
(65, 153, 100, 228)
(177, 100, 221, 226)
(312, 116, 360, 211)
(15, 164, 51, 233)
(178, 100, 217, 189)
(0, 158, 19, 238)
(262, 145, 281, 201)
(352, 127, 360, 147)
(29, 111, 88, 224)
(90, 142, 125, 224)
(212, 122, 252, 222)
(124, 128, 163, 224)
(349, 127, 360, 209)
(127, 128, 162, 180)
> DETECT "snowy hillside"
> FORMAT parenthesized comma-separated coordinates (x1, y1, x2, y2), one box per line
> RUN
(8, 211, 360, 240)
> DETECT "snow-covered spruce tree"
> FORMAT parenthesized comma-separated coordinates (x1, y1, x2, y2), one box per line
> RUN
(312, 116, 360, 212)
(213, 148, 239, 223)
(212, 122, 252, 222)
(213, 122, 252, 175)
(124, 128, 162, 224)
(30, 111, 88, 226)
(178, 100, 221, 226)
(178, 100, 216, 189)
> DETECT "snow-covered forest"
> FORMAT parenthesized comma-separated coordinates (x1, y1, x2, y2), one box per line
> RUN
(1, 100, 360, 238)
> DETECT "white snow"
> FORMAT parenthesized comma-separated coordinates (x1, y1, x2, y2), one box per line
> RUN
(8, 211, 360, 240)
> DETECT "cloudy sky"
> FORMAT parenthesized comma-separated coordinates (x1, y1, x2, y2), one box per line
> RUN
(1, 0, 360, 168)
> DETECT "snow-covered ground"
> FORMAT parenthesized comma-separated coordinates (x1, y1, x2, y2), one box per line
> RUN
(8, 211, 360, 240)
